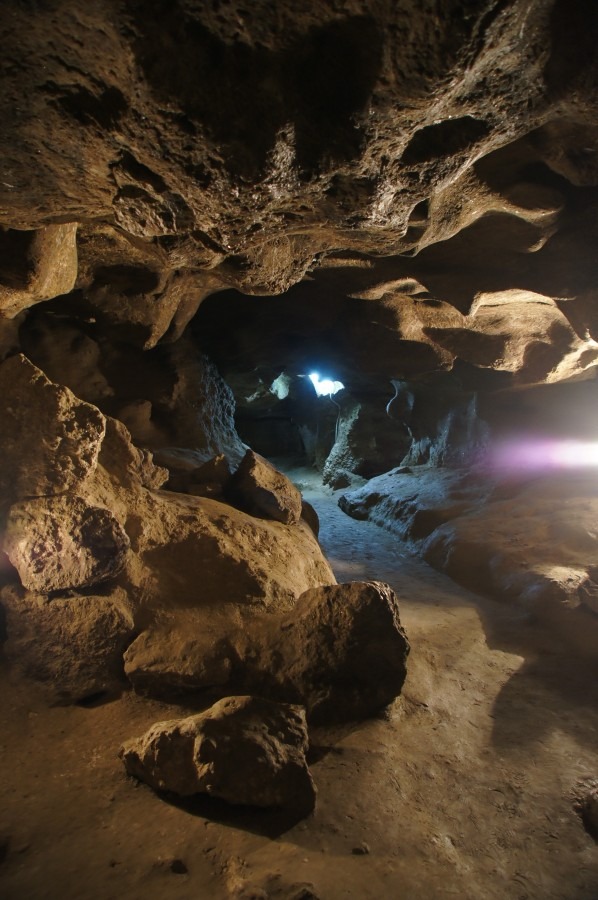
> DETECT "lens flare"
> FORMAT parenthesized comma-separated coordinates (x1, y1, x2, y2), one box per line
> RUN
(488, 439, 598, 473)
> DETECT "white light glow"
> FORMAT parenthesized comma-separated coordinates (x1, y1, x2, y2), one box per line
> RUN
(489, 439, 598, 473)
(308, 372, 344, 397)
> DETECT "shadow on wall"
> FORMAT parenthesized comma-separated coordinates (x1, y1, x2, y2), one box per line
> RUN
(132, 6, 383, 179)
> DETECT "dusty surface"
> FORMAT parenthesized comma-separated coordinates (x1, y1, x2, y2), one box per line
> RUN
(1, 466, 597, 899)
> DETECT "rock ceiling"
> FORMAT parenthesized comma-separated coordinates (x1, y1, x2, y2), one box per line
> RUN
(1, 0, 598, 389)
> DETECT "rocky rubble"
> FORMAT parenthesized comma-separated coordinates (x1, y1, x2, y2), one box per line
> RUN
(0, 353, 337, 700)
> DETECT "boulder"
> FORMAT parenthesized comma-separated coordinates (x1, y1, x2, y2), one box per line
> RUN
(121, 490, 335, 616)
(119, 695, 316, 814)
(227, 450, 303, 524)
(123, 621, 242, 698)
(3, 495, 130, 592)
(0, 354, 106, 502)
(0, 584, 135, 703)
(125, 580, 410, 724)
(254, 581, 410, 723)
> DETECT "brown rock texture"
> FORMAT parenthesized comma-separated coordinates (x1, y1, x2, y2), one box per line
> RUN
(119, 696, 316, 813)
(0, 356, 335, 704)
(0, 0, 595, 392)
(0, 584, 134, 703)
(255, 580, 411, 723)
(227, 449, 303, 524)
(0, 354, 106, 502)
(0, 224, 78, 319)
(3, 496, 130, 593)
(125, 580, 410, 724)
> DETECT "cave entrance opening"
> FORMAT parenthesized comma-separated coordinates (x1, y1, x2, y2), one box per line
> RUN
(190, 290, 357, 483)
(232, 368, 346, 479)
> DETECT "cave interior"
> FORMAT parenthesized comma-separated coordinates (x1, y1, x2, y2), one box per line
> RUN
(2, 1, 598, 898)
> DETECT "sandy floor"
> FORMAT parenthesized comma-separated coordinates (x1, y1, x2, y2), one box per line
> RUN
(1, 467, 598, 899)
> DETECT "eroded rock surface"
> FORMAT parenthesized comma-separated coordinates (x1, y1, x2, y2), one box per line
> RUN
(125, 580, 410, 723)
(120, 696, 316, 814)
(228, 450, 303, 524)
(340, 465, 598, 647)
(0, 224, 78, 319)
(4, 496, 130, 593)
(0, 354, 106, 502)
(0, 584, 134, 703)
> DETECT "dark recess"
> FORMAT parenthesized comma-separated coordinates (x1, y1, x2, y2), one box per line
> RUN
(0, 228, 36, 289)
(132, 2, 382, 178)
(402, 117, 490, 166)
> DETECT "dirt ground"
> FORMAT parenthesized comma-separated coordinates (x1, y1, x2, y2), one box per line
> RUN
(1, 467, 598, 899)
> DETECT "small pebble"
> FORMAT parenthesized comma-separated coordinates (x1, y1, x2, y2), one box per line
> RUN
(351, 842, 370, 855)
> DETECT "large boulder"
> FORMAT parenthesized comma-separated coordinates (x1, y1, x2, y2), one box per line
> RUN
(0, 354, 106, 502)
(125, 581, 410, 723)
(227, 450, 303, 524)
(0, 584, 135, 703)
(3, 495, 130, 593)
(119, 695, 316, 814)
(121, 489, 335, 617)
(255, 581, 411, 723)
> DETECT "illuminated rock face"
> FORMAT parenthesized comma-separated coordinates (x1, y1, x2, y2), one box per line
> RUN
(1, 0, 598, 698)
(0, 0, 597, 388)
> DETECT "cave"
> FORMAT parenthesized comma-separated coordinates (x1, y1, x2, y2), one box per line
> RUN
(2, 1, 598, 898)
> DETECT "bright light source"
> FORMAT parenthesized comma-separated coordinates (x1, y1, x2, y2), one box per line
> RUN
(308, 372, 344, 397)
(489, 439, 598, 473)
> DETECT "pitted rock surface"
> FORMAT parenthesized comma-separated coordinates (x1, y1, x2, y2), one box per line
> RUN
(0, 354, 106, 502)
(119, 695, 316, 814)
(4, 496, 130, 593)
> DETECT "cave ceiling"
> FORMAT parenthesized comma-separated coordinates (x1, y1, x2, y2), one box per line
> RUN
(1, 0, 598, 390)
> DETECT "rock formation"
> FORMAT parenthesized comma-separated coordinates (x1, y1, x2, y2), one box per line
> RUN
(1, 0, 598, 854)
(1, 584, 135, 704)
(124, 580, 410, 723)
(0, 353, 339, 712)
(120, 696, 316, 814)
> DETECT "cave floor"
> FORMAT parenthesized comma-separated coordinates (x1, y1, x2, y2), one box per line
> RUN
(1, 467, 598, 899)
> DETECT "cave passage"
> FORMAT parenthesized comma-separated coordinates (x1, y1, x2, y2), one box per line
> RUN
(3, 1, 598, 896)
